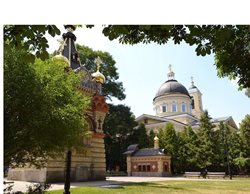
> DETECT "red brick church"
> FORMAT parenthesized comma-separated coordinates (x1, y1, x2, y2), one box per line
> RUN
(8, 25, 109, 182)
(124, 136, 171, 177)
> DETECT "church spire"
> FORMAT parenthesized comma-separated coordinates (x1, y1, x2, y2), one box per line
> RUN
(189, 76, 197, 89)
(56, 25, 81, 70)
(191, 76, 194, 87)
(167, 64, 175, 80)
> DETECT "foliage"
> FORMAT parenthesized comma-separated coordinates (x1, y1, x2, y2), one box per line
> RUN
(158, 123, 179, 173)
(103, 104, 137, 171)
(156, 110, 250, 174)
(195, 110, 215, 169)
(132, 123, 149, 148)
(4, 46, 90, 167)
(4, 25, 60, 63)
(148, 129, 156, 148)
(4, 25, 250, 88)
(245, 88, 250, 98)
(76, 44, 126, 100)
(240, 114, 250, 156)
(233, 153, 250, 172)
(4, 182, 51, 194)
(102, 25, 250, 88)
(178, 126, 200, 171)
(217, 122, 234, 174)
(237, 114, 250, 172)
(26, 183, 51, 194)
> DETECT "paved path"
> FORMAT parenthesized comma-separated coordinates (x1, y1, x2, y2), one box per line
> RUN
(4, 176, 235, 193)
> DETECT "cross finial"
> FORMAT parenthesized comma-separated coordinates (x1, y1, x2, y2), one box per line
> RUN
(168, 64, 172, 72)
(57, 38, 67, 54)
(95, 56, 102, 71)
(191, 76, 194, 86)
(167, 64, 175, 80)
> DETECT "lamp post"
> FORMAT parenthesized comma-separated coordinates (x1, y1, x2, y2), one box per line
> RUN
(63, 150, 72, 194)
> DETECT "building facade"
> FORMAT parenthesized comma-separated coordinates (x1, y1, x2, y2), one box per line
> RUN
(8, 25, 108, 183)
(124, 136, 171, 177)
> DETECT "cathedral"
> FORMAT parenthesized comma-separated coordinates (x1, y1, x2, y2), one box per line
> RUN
(125, 65, 238, 177)
(8, 25, 108, 182)
(136, 65, 238, 133)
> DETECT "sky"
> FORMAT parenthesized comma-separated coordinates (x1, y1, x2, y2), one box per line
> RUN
(1, 1, 249, 129)
(47, 25, 250, 127)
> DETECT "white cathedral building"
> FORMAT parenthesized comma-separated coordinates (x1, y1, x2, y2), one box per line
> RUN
(136, 65, 238, 132)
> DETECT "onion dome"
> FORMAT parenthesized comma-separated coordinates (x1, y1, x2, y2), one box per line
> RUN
(154, 65, 190, 100)
(92, 56, 105, 84)
(53, 53, 70, 65)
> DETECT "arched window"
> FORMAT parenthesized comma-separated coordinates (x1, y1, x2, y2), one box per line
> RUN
(172, 101, 177, 112)
(162, 102, 167, 112)
(181, 102, 186, 112)
(191, 99, 195, 109)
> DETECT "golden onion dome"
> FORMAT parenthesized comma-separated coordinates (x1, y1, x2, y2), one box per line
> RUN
(53, 53, 70, 65)
(92, 56, 105, 84)
(92, 70, 105, 84)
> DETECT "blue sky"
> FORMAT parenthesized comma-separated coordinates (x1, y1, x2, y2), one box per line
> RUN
(1, 0, 249, 129)
(47, 26, 249, 126)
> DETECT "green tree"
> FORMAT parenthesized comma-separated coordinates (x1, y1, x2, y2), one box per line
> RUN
(4, 47, 90, 167)
(4, 25, 60, 63)
(237, 114, 250, 172)
(175, 131, 187, 173)
(228, 130, 244, 174)
(148, 129, 156, 148)
(132, 123, 149, 148)
(102, 25, 250, 88)
(217, 122, 234, 175)
(76, 44, 125, 100)
(240, 114, 250, 156)
(179, 126, 200, 171)
(196, 110, 215, 170)
(103, 104, 137, 171)
(209, 122, 228, 171)
(158, 123, 179, 173)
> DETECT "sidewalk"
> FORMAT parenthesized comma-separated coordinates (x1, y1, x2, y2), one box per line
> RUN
(3, 176, 225, 193)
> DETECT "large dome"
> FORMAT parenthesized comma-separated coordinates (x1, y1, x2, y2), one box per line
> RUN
(154, 79, 190, 100)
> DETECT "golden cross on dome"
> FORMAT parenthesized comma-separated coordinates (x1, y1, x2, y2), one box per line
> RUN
(95, 56, 102, 71)
(57, 38, 67, 54)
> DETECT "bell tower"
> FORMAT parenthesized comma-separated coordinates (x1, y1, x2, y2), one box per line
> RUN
(188, 77, 203, 119)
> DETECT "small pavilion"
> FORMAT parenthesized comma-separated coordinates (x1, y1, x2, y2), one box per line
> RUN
(124, 136, 171, 177)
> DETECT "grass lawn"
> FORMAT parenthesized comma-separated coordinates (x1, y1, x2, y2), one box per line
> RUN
(47, 179, 250, 194)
